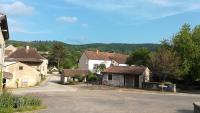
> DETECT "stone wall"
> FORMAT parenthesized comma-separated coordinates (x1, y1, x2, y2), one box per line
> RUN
(103, 74, 124, 87)
(5, 62, 41, 88)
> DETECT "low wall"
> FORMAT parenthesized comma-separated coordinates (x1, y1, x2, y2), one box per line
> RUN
(142, 82, 176, 92)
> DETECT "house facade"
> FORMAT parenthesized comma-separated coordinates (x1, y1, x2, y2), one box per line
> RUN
(102, 66, 150, 88)
(6, 46, 48, 76)
(78, 50, 128, 73)
(4, 61, 41, 88)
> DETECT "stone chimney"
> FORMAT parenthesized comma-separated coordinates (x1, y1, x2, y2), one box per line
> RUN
(96, 49, 99, 55)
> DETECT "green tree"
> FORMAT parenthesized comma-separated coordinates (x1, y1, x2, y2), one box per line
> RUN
(49, 42, 68, 70)
(149, 47, 180, 82)
(96, 64, 106, 73)
(126, 48, 150, 66)
(172, 24, 200, 83)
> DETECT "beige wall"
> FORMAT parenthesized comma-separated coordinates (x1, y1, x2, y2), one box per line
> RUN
(39, 59, 48, 76)
(5, 45, 17, 57)
(5, 62, 41, 88)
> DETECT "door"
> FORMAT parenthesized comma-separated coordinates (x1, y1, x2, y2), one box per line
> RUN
(134, 75, 139, 88)
(125, 75, 134, 88)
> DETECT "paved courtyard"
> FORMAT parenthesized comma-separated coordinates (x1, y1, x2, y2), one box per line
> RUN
(12, 74, 199, 113)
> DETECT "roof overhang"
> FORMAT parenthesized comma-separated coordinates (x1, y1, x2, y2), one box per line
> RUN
(0, 13, 9, 40)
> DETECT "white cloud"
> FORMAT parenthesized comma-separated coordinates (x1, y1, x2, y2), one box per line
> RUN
(64, 0, 200, 20)
(0, 1, 36, 16)
(56, 16, 78, 23)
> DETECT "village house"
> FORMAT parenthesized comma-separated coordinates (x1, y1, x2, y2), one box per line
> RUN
(102, 66, 150, 88)
(4, 61, 41, 88)
(3, 46, 48, 88)
(5, 45, 17, 57)
(6, 46, 48, 76)
(78, 50, 129, 73)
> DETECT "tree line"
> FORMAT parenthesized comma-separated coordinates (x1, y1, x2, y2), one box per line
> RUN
(127, 23, 200, 86)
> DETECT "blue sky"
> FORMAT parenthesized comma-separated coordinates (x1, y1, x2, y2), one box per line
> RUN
(0, 0, 200, 44)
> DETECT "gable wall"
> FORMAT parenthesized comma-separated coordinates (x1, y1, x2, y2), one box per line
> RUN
(5, 62, 41, 88)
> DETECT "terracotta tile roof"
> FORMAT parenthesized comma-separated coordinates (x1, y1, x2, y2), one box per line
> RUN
(63, 69, 89, 77)
(102, 66, 147, 75)
(7, 47, 45, 63)
(84, 50, 128, 64)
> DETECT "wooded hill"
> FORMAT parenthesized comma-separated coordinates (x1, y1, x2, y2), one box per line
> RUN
(6, 40, 159, 54)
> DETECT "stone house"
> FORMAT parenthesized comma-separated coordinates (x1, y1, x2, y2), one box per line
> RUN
(78, 50, 129, 73)
(6, 46, 48, 76)
(102, 66, 150, 88)
(5, 45, 17, 57)
(4, 61, 41, 88)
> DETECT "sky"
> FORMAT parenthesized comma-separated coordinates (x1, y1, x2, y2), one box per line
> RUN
(0, 0, 200, 44)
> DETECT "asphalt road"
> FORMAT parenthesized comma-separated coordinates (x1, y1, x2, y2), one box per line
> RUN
(12, 74, 199, 113)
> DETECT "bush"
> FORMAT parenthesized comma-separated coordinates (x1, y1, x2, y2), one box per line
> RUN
(87, 73, 97, 82)
(0, 91, 42, 112)
(0, 92, 14, 108)
(67, 80, 78, 85)
(75, 75, 84, 82)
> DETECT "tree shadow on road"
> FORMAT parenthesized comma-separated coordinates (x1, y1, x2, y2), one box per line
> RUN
(177, 109, 193, 113)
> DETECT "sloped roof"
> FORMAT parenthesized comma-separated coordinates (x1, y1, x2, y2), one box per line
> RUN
(63, 69, 89, 77)
(84, 50, 129, 64)
(7, 47, 45, 63)
(102, 66, 147, 75)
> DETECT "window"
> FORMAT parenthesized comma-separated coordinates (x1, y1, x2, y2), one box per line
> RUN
(19, 66, 23, 70)
(108, 74, 112, 80)
(93, 64, 98, 70)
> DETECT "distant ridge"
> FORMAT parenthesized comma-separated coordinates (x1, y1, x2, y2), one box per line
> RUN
(6, 40, 160, 54)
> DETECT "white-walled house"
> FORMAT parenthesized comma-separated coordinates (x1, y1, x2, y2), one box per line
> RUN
(78, 50, 129, 73)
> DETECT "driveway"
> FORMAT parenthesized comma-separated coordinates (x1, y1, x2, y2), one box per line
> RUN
(12, 74, 198, 113)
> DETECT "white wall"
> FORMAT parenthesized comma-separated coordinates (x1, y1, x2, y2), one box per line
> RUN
(40, 59, 48, 76)
(88, 60, 111, 72)
(119, 64, 128, 66)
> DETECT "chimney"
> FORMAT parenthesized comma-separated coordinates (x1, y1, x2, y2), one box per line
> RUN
(26, 46, 30, 51)
(96, 49, 99, 55)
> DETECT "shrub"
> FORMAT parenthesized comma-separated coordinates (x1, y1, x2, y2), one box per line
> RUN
(75, 75, 84, 82)
(0, 91, 42, 112)
(87, 72, 97, 82)
(0, 92, 14, 108)
(67, 80, 78, 85)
